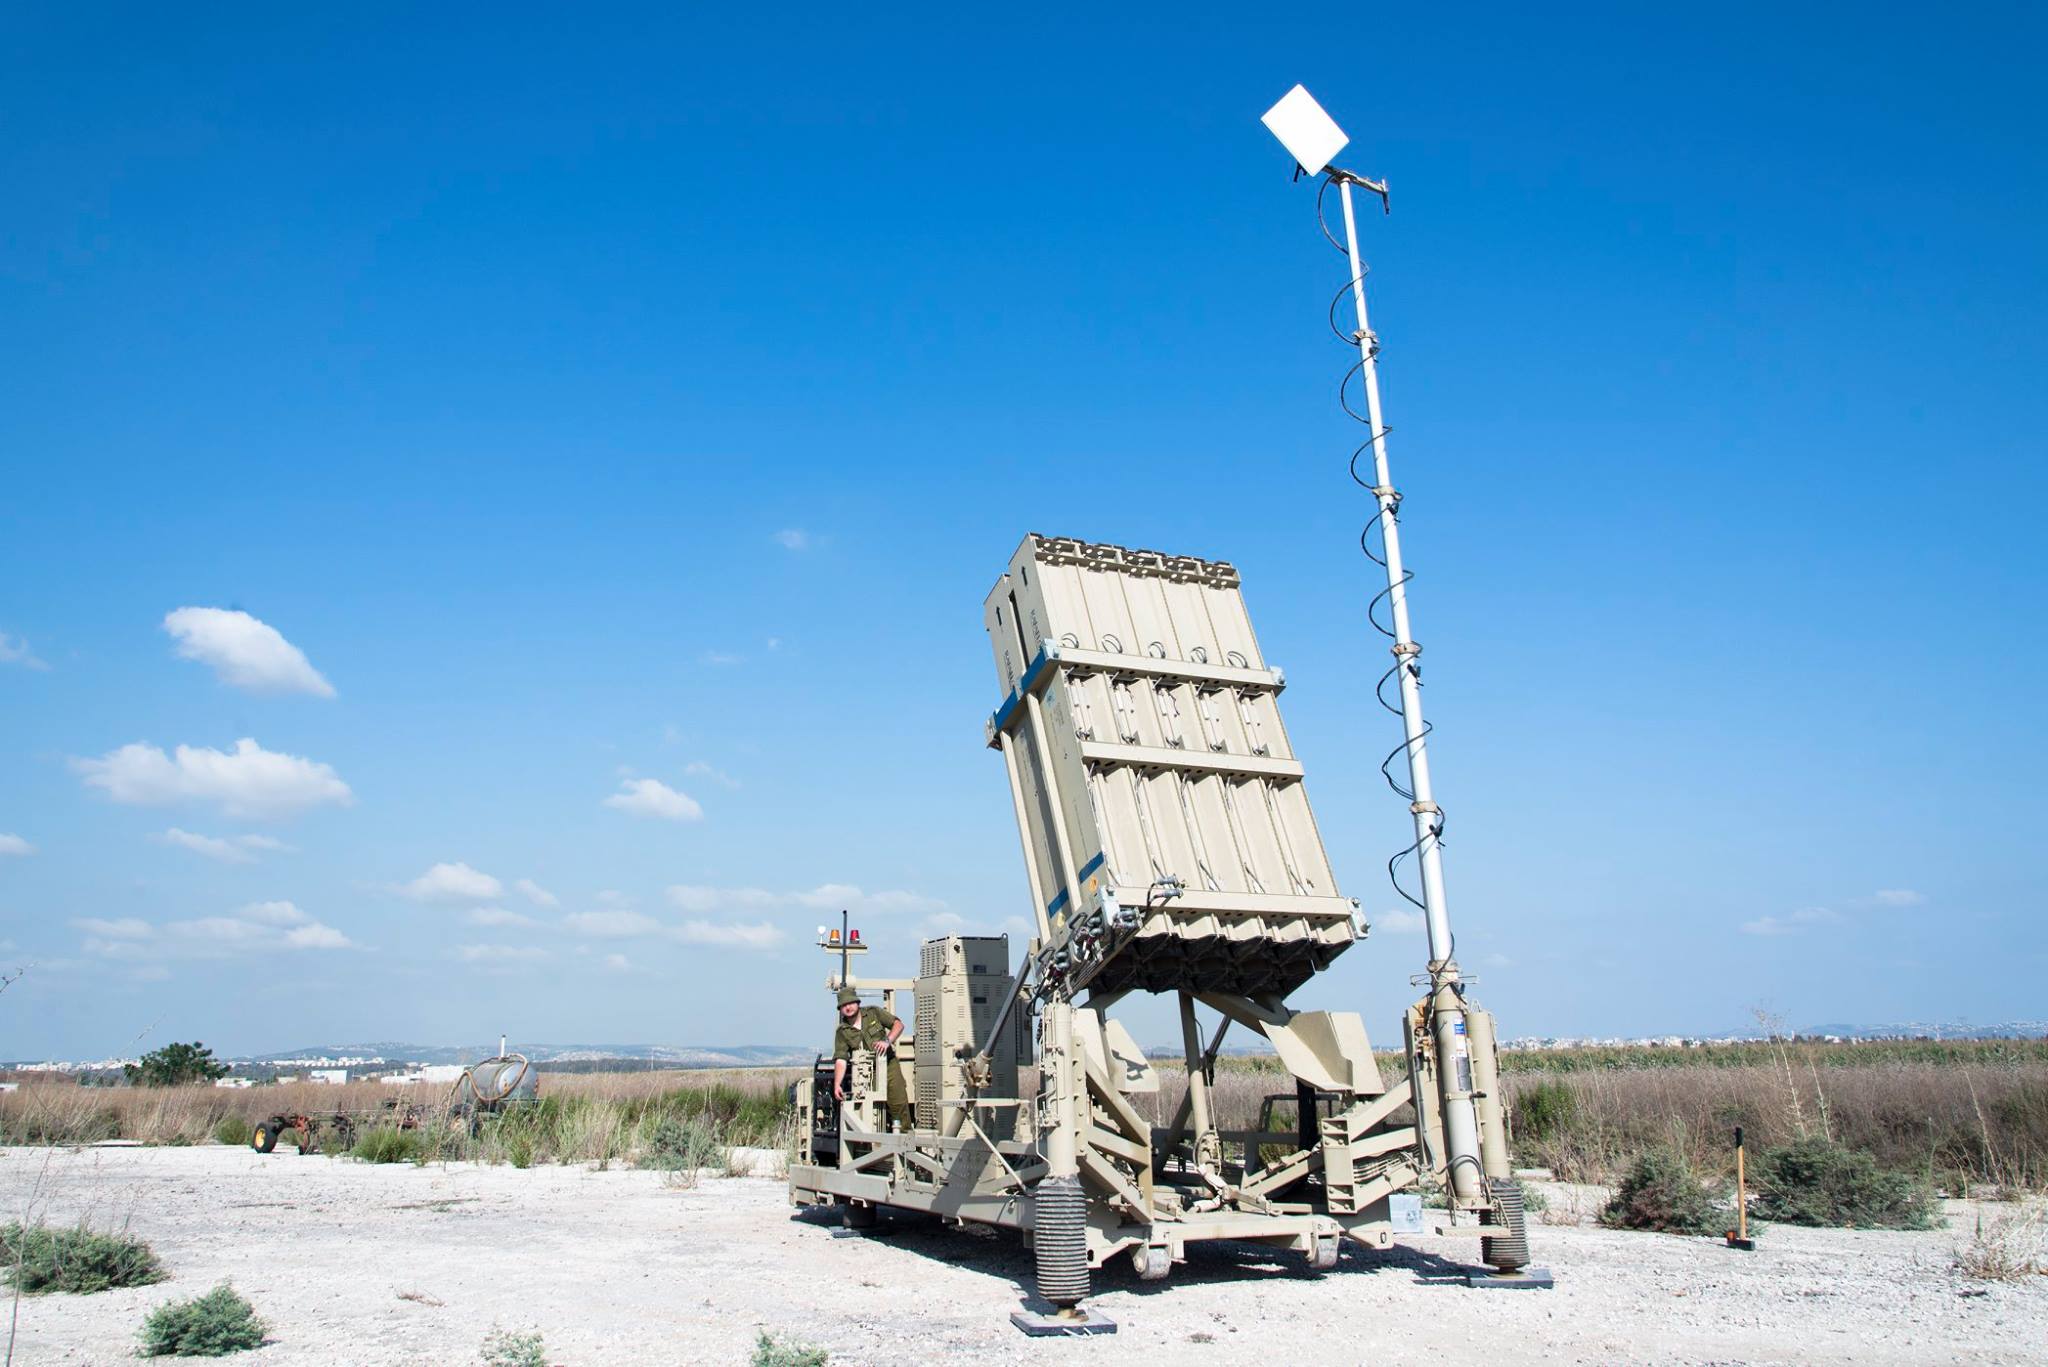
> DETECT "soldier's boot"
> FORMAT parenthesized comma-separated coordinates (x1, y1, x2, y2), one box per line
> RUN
(885, 1061, 911, 1132)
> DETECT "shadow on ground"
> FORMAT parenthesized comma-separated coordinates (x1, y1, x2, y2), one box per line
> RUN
(791, 1204, 1480, 1303)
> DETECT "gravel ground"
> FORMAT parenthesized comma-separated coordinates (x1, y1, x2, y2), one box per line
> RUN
(3, 1145, 2043, 1366)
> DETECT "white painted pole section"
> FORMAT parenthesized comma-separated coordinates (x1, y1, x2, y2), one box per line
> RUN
(1336, 178, 1455, 973)
(1336, 176, 1486, 1204)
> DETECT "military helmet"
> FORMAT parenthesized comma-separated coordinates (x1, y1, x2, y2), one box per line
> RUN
(836, 986, 859, 1006)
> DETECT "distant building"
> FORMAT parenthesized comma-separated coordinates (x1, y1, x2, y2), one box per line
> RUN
(213, 1077, 255, 1089)
(304, 1068, 349, 1085)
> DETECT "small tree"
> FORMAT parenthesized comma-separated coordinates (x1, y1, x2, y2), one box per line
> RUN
(1752, 1136, 1936, 1230)
(126, 1043, 229, 1088)
(1600, 1147, 1729, 1234)
(139, 1284, 266, 1357)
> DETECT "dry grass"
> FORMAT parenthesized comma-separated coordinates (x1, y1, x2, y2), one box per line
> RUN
(1954, 1202, 2048, 1281)
(7, 1044, 2043, 1193)
(1142, 1043, 2047, 1192)
(0, 1068, 799, 1173)
(1500, 1060, 2048, 1191)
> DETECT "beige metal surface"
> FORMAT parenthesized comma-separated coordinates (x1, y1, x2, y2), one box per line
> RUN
(985, 534, 1357, 999)
(914, 935, 1027, 1131)
(788, 534, 1530, 1316)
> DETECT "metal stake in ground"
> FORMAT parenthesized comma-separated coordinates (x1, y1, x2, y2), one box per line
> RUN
(1727, 1126, 1756, 1250)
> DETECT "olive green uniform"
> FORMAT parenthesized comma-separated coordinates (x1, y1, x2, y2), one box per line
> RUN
(834, 1005, 911, 1131)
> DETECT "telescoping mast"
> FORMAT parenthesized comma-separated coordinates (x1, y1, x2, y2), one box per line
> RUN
(783, 87, 1548, 1337)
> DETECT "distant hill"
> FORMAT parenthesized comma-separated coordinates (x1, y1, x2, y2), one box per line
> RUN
(245, 1042, 814, 1068)
(1801, 1021, 2048, 1041)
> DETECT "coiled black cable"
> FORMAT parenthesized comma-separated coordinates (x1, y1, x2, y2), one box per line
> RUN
(1316, 179, 1452, 941)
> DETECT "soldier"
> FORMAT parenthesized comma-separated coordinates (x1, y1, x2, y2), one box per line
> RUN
(831, 985, 910, 1131)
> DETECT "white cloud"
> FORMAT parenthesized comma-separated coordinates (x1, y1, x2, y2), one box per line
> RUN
(683, 761, 739, 789)
(77, 901, 352, 957)
(603, 778, 703, 823)
(237, 900, 311, 927)
(562, 910, 661, 938)
(74, 738, 352, 819)
(167, 916, 273, 946)
(1371, 909, 1426, 935)
(663, 883, 942, 922)
(602, 953, 632, 973)
(73, 917, 152, 939)
(673, 920, 784, 950)
(666, 885, 777, 912)
(514, 878, 559, 908)
(284, 923, 351, 949)
(0, 632, 49, 671)
(774, 529, 810, 551)
(162, 607, 334, 697)
(153, 828, 291, 864)
(792, 884, 943, 913)
(1872, 889, 1925, 907)
(466, 906, 539, 928)
(457, 944, 547, 965)
(1740, 907, 1841, 937)
(701, 651, 743, 667)
(0, 834, 34, 857)
(399, 862, 503, 903)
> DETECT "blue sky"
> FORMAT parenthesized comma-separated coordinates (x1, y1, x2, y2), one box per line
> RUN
(4, 6, 2044, 1059)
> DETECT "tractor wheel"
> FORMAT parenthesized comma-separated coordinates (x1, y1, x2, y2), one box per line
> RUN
(1130, 1243, 1171, 1282)
(844, 1202, 879, 1231)
(1307, 1233, 1339, 1272)
(251, 1123, 278, 1154)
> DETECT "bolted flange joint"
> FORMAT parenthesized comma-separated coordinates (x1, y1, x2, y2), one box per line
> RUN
(1390, 641, 1422, 658)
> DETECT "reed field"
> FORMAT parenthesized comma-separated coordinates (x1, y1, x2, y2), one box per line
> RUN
(0, 1067, 796, 1169)
(1159, 1039, 2048, 1193)
(4, 1041, 2042, 1192)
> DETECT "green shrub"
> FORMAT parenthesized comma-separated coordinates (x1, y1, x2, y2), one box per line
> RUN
(753, 1330, 829, 1367)
(2, 1221, 166, 1294)
(480, 1327, 547, 1367)
(213, 1114, 252, 1147)
(351, 1127, 426, 1165)
(1752, 1136, 1937, 1230)
(641, 1114, 722, 1174)
(139, 1283, 266, 1357)
(1512, 1079, 1578, 1144)
(1599, 1147, 1728, 1234)
(126, 1042, 229, 1088)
